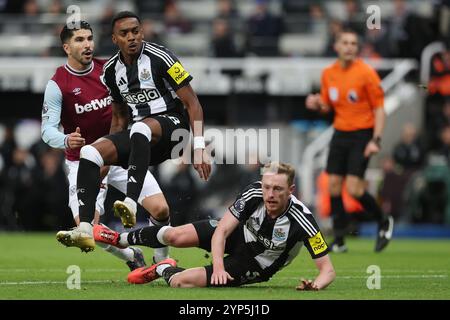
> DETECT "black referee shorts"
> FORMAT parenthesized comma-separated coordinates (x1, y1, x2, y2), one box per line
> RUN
(326, 128, 373, 178)
(104, 109, 190, 169)
(192, 220, 268, 287)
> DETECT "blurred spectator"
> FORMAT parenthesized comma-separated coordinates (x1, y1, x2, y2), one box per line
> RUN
(359, 42, 382, 61)
(392, 123, 425, 172)
(378, 156, 408, 221)
(308, 3, 327, 35)
(3, 147, 37, 230)
(198, 163, 260, 219)
(134, 0, 165, 16)
(162, 163, 199, 226)
(47, 0, 63, 15)
(342, 0, 365, 36)
(438, 125, 450, 163)
(164, 0, 192, 35)
(211, 18, 240, 57)
(142, 18, 164, 45)
(217, 0, 239, 21)
(1, 0, 26, 13)
(364, 27, 391, 58)
(23, 0, 39, 17)
(387, 0, 434, 59)
(323, 19, 343, 57)
(428, 41, 450, 97)
(96, 4, 117, 57)
(246, 0, 283, 56)
(0, 124, 16, 169)
(31, 148, 72, 230)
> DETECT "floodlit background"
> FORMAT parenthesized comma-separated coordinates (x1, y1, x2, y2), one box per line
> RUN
(0, 0, 449, 240)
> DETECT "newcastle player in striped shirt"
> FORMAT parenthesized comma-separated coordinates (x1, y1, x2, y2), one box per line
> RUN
(94, 162, 336, 290)
(69, 12, 211, 247)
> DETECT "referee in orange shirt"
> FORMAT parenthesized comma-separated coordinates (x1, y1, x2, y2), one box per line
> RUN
(306, 29, 394, 253)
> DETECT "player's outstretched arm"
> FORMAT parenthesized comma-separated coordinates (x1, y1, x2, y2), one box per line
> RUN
(296, 255, 335, 291)
(176, 84, 211, 181)
(210, 210, 239, 285)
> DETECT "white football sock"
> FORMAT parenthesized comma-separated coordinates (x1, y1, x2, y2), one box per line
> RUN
(148, 219, 170, 263)
(79, 222, 93, 236)
(156, 263, 172, 276)
(96, 241, 135, 262)
(119, 232, 130, 247)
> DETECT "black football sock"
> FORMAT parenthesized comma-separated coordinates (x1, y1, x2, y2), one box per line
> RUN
(127, 226, 165, 248)
(77, 158, 100, 223)
(357, 192, 384, 223)
(331, 195, 348, 244)
(162, 267, 185, 286)
(127, 133, 150, 202)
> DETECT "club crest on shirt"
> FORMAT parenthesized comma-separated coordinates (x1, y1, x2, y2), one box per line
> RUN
(347, 89, 358, 103)
(273, 228, 286, 241)
(140, 69, 151, 81)
(329, 87, 338, 102)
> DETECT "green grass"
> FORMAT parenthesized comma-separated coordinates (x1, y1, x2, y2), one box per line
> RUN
(0, 232, 449, 300)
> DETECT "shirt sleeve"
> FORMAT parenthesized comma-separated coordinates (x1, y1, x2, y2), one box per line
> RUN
(228, 182, 263, 222)
(297, 211, 330, 259)
(365, 66, 384, 109)
(151, 44, 193, 91)
(41, 80, 66, 149)
(320, 70, 331, 106)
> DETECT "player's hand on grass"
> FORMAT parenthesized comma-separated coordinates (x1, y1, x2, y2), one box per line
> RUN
(66, 127, 85, 149)
(211, 269, 234, 286)
(193, 148, 211, 181)
(296, 278, 319, 291)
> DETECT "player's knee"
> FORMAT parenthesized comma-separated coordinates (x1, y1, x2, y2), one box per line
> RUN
(80, 145, 104, 167)
(150, 203, 169, 221)
(130, 122, 152, 142)
(164, 228, 183, 247)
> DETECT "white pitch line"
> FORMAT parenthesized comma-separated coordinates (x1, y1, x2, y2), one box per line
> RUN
(0, 275, 447, 286)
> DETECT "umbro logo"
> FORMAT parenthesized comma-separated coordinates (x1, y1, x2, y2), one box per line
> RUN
(73, 88, 81, 95)
(118, 77, 127, 86)
(78, 199, 85, 206)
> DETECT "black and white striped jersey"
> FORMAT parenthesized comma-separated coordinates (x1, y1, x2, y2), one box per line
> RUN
(101, 41, 193, 122)
(228, 181, 329, 278)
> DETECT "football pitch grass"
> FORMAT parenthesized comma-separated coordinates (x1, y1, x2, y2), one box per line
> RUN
(0, 232, 449, 300)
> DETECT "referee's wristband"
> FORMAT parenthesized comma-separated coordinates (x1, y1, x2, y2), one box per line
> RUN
(193, 136, 205, 150)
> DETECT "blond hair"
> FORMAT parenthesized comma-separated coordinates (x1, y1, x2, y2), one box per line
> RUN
(261, 162, 295, 186)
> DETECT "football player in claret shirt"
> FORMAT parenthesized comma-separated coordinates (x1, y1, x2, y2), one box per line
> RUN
(41, 21, 171, 265)
(306, 29, 394, 253)
(94, 162, 336, 290)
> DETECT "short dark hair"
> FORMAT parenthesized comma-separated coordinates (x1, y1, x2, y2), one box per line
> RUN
(335, 28, 359, 42)
(111, 11, 141, 32)
(60, 21, 93, 44)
